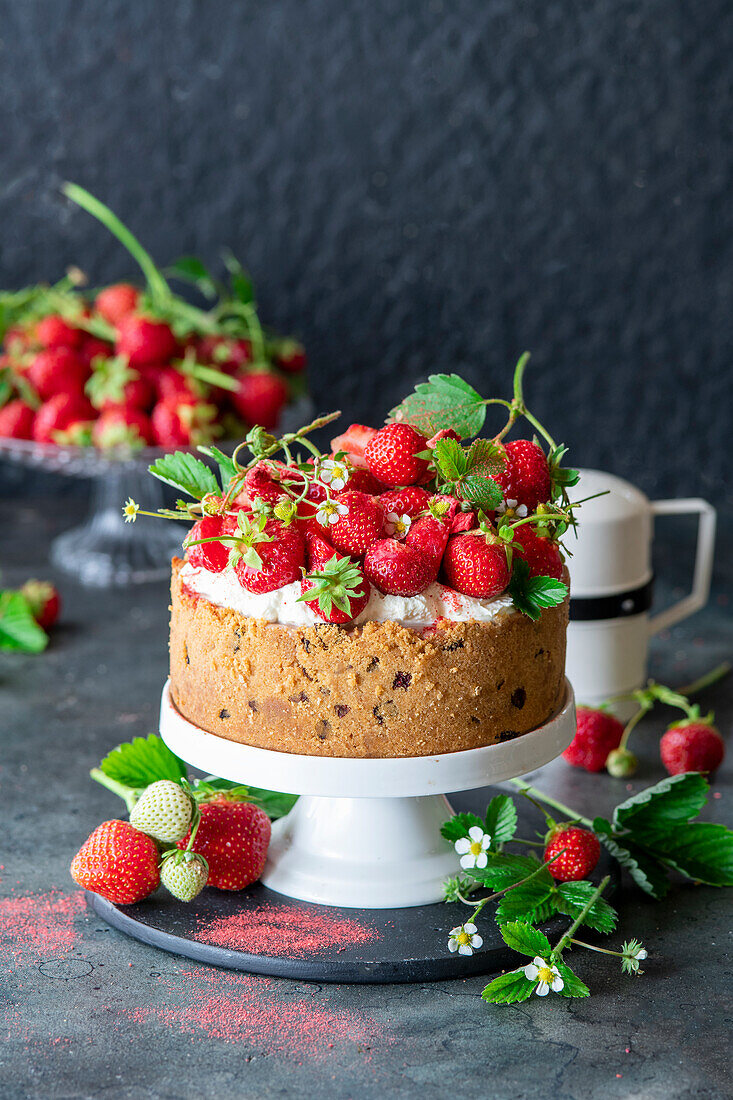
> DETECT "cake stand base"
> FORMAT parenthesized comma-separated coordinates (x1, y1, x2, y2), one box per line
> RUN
(86, 789, 619, 983)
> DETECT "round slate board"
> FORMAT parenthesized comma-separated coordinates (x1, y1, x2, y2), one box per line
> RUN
(88, 788, 619, 983)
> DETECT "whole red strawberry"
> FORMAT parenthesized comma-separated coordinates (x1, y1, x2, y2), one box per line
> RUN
(70, 819, 160, 905)
(406, 514, 451, 565)
(495, 440, 551, 510)
(116, 315, 178, 367)
(234, 518, 305, 594)
(79, 335, 114, 369)
(33, 394, 95, 444)
(379, 486, 432, 517)
(177, 798, 271, 890)
(364, 538, 437, 596)
(660, 721, 725, 775)
(153, 366, 199, 403)
(364, 423, 430, 487)
(0, 399, 35, 440)
(335, 463, 384, 495)
(35, 315, 83, 350)
(544, 826, 601, 882)
(186, 515, 231, 572)
(300, 537, 371, 623)
(328, 490, 385, 556)
(21, 579, 60, 629)
(562, 706, 624, 772)
(275, 339, 306, 373)
(95, 284, 140, 327)
(92, 406, 154, 449)
(238, 461, 288, 508)
(151, 395, 216, 447)
(442, 533, 510, 599)
(231, 371, 288, 429)
(27, 347, 89, 400)
(513, 526, 564, 579)
(197, 335, 252, 374)
(99, 374, 154, 413)
(330, 423, 377, 469)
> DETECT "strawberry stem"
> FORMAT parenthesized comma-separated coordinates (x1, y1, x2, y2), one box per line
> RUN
(552, 875, 610, 959)
(89, 768, 139, 814)
(508, 779, 593, 829)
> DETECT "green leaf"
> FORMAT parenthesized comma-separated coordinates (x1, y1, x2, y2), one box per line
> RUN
(554, 961, 590, 999)
(222, 252, 255, 305)
(99, 734, 187, 788)
(197, 445, 237, 488)
(459, 475, 503, 511)
(440, 812, 486, 843)
(466, 438, 505, 477)
(633, 822, 733, 887)
(500, 920, 552, 958)
(247, 787, 298, 821)
(495, 881, 555, 925)
(593, 821, 670, 898)
(471, 853, 550, 890)
(481, 969, 534, 1004)
(389, 374, 487, 438)
(0, 591, 48, 653)
(485, 794, 518, 846)
(165, 256, 218, 299)
(554, 882, 618, 933)
(508, 559, 568, 621)
(613, 772, 709, 831)
(433, 437, 467, 481)
(149, 452, 220, 499)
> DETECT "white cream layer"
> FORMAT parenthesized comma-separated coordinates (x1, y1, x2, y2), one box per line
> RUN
(179, 560, 516, 629)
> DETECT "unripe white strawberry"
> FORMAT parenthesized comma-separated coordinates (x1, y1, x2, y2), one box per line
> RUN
(160, 851, 208, 901)
(129, 780, 193, 843)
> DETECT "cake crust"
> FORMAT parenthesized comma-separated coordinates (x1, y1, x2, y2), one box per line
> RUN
(169, 558, 568, 758)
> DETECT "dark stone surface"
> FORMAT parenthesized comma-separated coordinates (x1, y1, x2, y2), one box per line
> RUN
(1, 497, 731, 1099)
(2, 1, 732, 503)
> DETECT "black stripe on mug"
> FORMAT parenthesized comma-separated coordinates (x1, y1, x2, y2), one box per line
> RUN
(569, 578, 654, 622)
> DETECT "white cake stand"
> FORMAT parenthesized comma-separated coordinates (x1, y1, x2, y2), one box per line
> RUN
(159, 679, 576, 910)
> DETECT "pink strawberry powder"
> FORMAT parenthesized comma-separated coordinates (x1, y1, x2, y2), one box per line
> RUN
(192, 902, 377, 958)
(0, 891, 85, 966)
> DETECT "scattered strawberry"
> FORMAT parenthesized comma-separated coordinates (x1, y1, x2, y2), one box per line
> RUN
(20, 579, 60, 630)
(35, 315, 83, 349)
(27, 347, 89, 400)
(451, 510, 478, 534)
(177, 797, 271, 891)
(495, 439, 551, 511)
(95, 283, 140, 327)
(231, 371, 288, 429)
(544, 826, 601, 882)
(328, 490, 385, 556)
(300, 542, 371, 622)
(275, 338, 306, 373)
(92, 406, 154, 449)
(33, 393, 95, 444)
(562, 706, 625, 772)
(406, 514, 450, 564)
(70, 819, 160, 905)
(234, 517, 305, 594)
(0, 399, 35, 440)
(442, 533, 510, 599)
(513, 526, 564, 579)
(185, 515, 232, 572)
(128, 780, 193, 843)
(364, 423, 430, 487)
(364, 538, 437, 596)
(160, 851, 208, 902)
(378, 486, 432, 517)
(116, 315, 178, 367)
(660, 721, 725, 776)
(330, 423, 377, 469)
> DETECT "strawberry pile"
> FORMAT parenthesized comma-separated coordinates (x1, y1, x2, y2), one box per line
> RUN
(137, 358, 580, 625)
(0, 185, 306, 452)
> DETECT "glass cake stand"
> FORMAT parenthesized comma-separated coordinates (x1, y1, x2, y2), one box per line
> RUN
(0, 396, 313, 587)
(159, 678, 576, 910)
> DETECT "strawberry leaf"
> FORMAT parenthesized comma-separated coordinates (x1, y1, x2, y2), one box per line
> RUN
(149, 452, 220, 500)
(481, 969, 534, 1004)
(440, 811, 486, 843)
(466, 438, 505, 478)
(495, 881, 555, 925)
(554, 961, 590, 998)
(389, 374, 487, 438)
(500, 920, 552, 958)
(484, 794, 518, 846)
(629, 822, 733, 887)
(471, 852, 551, 890)
(197, 445, 237, 488)
(0, 591, 48, 653)
(99, 734, 187, 788)
(593, 818, 670, 898)
(459, 475, 503, 512)
(508, 559, 568, 621)
(165, 256, 219, 299)
(553, 882, 618, 933)
(612, 772, 709, 831)
(433, 437, 467, 481)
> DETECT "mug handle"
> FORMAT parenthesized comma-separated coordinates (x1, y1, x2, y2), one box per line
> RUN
(647, 498, 716, 635)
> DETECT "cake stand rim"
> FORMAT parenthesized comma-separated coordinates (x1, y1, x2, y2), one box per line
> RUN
(159, 678, 576, 797)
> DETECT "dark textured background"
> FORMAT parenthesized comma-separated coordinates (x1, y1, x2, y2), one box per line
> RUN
(2, 0, 731, 501)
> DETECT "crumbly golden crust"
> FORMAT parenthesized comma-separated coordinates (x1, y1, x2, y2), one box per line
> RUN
(169, 558, 568, 758)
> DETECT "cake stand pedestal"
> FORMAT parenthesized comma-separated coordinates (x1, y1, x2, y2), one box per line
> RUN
(159, 679, 576, 910)
(89, 678, 621, 981)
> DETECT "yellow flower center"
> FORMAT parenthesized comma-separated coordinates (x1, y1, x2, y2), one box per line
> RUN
(332, 465, 345, 480)
(395, 520, 407, 535)
(502, 507, 517, 521)
(469, 841, 483, 856)
(456, 931, 471, 946)
(537, 966, 555, 984)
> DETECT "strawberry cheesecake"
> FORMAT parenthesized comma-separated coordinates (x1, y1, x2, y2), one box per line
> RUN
(139, 362, 577, 758)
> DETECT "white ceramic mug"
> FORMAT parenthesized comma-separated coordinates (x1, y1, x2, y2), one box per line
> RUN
(565, 470, 716, 713)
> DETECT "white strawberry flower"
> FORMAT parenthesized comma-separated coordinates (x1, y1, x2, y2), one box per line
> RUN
(384, 511, 412, 539)
(316, 500, 349, 527)
(523, 956, 565, 996)
(319, 458, 350, 492)
(454, 825, 491, 869)
(448, 922, 483, 956)
(496, 498, 528, 519)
